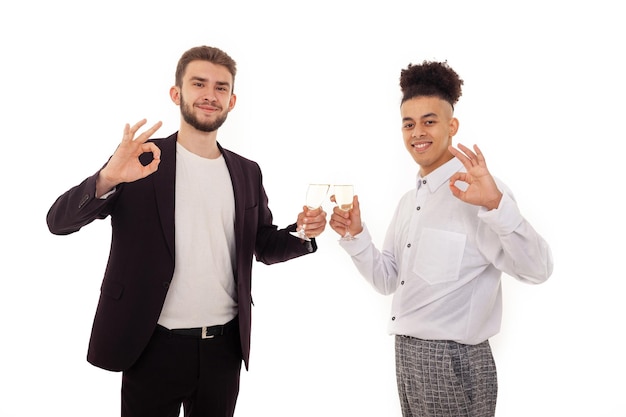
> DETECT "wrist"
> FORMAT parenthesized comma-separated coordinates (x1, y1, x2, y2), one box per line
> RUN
(484, 192, 503, 211)
(96, 168, 118, 198)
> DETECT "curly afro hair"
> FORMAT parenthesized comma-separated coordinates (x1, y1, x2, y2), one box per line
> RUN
(400, 61, 463, 108)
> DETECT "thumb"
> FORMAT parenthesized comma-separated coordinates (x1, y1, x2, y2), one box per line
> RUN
(352, 195, 361, 215)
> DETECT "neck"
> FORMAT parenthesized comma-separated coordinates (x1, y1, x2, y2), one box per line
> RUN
(419, 153, 454, 177)
(177, 123, 221, 159)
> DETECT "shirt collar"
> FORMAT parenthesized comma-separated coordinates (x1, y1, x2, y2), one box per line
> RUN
(416, 158, 464, 193)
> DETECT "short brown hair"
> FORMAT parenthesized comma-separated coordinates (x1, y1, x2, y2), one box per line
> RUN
(400, 61, 463, 107)
(175, 46, 237, 90)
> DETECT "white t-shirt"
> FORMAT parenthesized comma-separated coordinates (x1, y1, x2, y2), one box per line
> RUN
(158, 142, 238, 329)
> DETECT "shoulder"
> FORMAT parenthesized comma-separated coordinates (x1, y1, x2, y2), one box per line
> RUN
(148, 132, 177, 150)
(220, 146, 261, 171)
(398, 188, 415, 205)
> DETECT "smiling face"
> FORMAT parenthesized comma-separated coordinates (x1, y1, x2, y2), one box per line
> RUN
(401, 96, 459, 176)
(170, 60, 236, 133)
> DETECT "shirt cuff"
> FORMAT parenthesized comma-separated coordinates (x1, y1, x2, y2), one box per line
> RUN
(98, 187, 117, 200)
(477, 192, 523, 234)
(339, 223, 372, 256)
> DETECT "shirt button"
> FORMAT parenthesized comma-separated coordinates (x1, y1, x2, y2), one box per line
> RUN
(401, 281, 405, 285)
(391, 316, 396, 321)
(416, 206, 421, 211)
(422, 179, 427, 185)
(407, 243, 411, 248)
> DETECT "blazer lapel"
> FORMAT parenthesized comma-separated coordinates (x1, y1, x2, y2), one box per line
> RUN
(153, 134, 177, 261)
(219, 143, 246, 279)
(152, 139, 245, 271)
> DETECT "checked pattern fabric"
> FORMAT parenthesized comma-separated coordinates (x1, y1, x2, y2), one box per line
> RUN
(395, 336, 498, 417)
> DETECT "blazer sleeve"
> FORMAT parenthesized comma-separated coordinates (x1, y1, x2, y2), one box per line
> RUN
(252, 172, 317, 265)
(46, 170, 117, 235)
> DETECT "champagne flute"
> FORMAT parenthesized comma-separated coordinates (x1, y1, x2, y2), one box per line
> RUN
(333, 184, 355, 240)
(290, 184, 330, 241)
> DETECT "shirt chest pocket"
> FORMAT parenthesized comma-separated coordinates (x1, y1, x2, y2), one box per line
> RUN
(412, 228, 466, 285)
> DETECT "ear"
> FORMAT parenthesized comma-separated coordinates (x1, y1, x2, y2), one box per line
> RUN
(449, 117, 459, 137)
(170, 86, 181, 105)
(228, 93, 237, 111)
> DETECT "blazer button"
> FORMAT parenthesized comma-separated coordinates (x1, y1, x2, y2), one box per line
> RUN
(162, 282, 170, 289)
(78, 194, 90, 209)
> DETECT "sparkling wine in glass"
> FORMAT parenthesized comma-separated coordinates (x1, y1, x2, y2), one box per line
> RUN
(290, 184, 330, 241)
(334, 184, 355, 240)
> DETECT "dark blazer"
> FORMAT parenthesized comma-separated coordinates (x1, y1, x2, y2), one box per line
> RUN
(47, 133, 315, 372)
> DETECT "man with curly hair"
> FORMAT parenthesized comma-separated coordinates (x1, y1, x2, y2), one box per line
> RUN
(329, 61, 553, 416)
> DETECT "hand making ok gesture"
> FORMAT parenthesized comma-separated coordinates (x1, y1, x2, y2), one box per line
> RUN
(96, 119, 163, 197)
(448, 143, 503, 211)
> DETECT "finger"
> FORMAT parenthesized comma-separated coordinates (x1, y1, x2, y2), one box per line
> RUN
(352, 195, 361, 215)
(121, 123, 132, 143)
(456, 143, 475, 158)
(306, 225, 326, 238)
(140, 143, 161, 160)
(128, 119, 148, 138)
(305, 206, 321, 217)
(307, 213, 328, 228)
(305, 222, 324, 233)
(449, 172, 468, 184)
(305, 210, 326, 222)
(448, 145, 470, 165)
(448, 173, 467, 198)
(135, 121, 163, 144)
(448, 181, 463, 199)
(460, 143, 485, 168)
(449, 144, 477, 169)
(328, 219, 348, 236)
(143, 158, 161, 176)
(313, 214, 327, 224)
(329, 194, 336, 204)
(472, 144, 486, 165)
(332, 206, 349, 218)
(330, 213, 350, 228)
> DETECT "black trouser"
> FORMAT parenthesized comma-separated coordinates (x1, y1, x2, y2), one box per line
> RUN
(121, 318, 242, 417)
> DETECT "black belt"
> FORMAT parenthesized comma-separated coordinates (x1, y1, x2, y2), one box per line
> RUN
(161, 317, 238, 339)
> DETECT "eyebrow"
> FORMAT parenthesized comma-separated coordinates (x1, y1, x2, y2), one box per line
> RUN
(190, 76, 232, 89)
(402, 112, 439, 123)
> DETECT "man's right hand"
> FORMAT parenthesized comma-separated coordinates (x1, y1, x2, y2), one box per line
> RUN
(96, 119, 162, 197)
(329, 194, 363, 238)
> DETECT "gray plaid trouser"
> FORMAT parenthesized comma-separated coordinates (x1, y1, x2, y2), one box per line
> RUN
(395, 336, 498, 417)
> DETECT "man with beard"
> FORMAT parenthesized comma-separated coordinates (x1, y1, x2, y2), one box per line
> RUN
(46, 46, 327, 417)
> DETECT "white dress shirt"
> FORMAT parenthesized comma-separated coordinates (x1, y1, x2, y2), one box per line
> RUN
(340, 157, 553, 345)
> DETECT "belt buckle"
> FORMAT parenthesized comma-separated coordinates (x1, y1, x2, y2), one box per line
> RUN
(201, 327, 214, 339)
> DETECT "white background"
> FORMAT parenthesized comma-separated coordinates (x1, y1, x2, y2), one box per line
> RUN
(1, 1, 624, 416)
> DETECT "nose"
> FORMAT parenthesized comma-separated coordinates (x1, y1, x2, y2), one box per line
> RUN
(202, 89, 218, 103)
(203, 94, 217, 103)
(412, 125, 425, 138)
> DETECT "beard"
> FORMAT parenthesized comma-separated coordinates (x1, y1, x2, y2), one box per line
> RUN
(180, 94, 229, 133)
